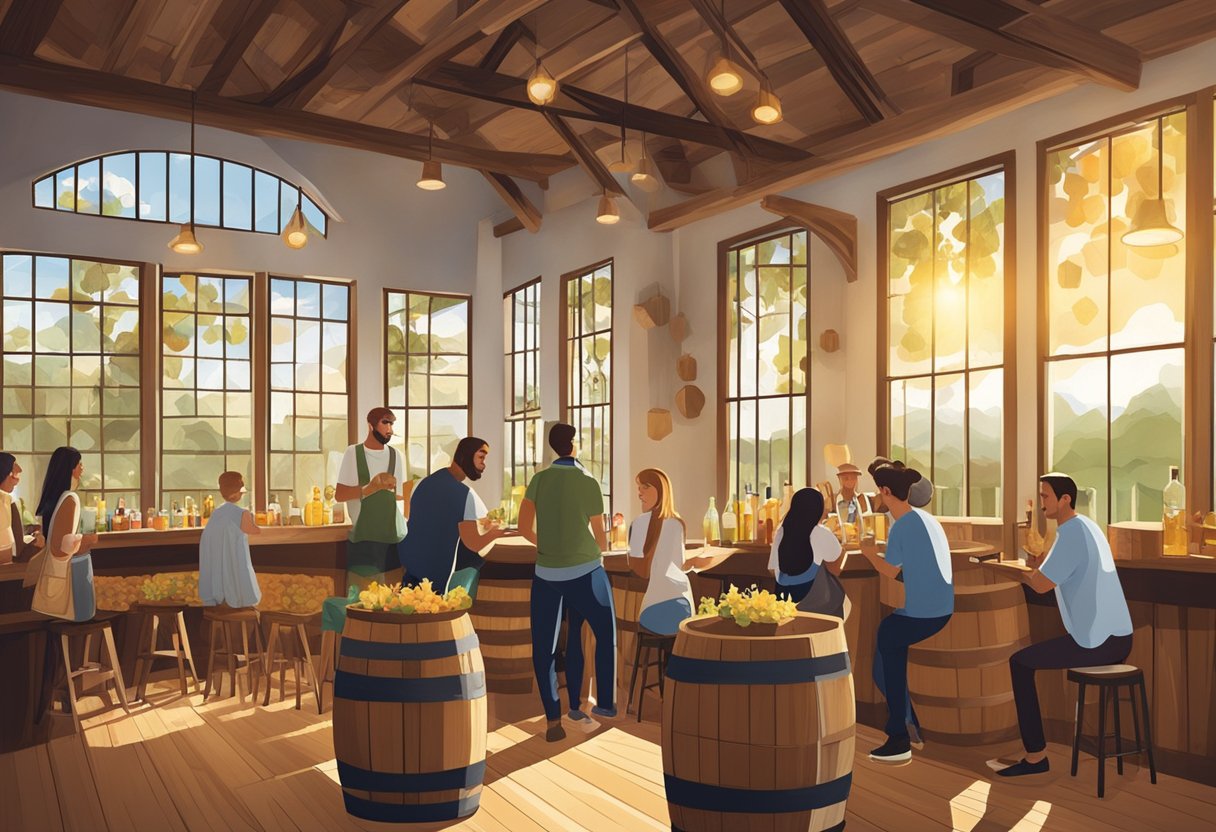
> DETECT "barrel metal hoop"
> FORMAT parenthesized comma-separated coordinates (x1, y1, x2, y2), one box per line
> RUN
(334, 670, 486, 702)
(337, 759, 486, 792)
(664, 772, 852, 813)
(665, 653, 850, 685)
(339, 632, 480, 661)
(342, 792, 481, 823)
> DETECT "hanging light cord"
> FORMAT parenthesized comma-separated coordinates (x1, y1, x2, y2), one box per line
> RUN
(1156, 118, 1164, 200)
(189, 92, 196, 231)
(621, 44, 629, 163)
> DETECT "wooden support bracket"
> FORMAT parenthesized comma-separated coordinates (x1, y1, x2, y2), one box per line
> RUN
(761, 195, 858, 282)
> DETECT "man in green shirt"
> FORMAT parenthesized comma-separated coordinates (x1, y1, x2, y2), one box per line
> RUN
(518, 422, 614, 741)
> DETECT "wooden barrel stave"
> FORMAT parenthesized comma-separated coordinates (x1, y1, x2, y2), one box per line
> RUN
(469, 578, 533, 695)
(611, 572, 646, 700)
(334, 609, 487, 823)
(662, 614, 854, 832)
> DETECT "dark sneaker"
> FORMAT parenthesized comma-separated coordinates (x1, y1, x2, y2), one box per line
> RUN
(907, 721, 924, 750)
(564, 710, 599, 733)
(545, 722, 566, 742)
(591, 705, 618, 719)
(868, 736, 912, 764)
(996, 758, 1050, 777)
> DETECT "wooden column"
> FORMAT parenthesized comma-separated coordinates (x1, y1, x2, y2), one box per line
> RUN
(253, 272, 270, 513)
(1185, 88, 1214, 521)
(139, 261, 161, 512)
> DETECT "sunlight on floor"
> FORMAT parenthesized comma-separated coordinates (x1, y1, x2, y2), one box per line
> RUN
(1010, 800, 1053, 831)
(950, 778, 1053, 832)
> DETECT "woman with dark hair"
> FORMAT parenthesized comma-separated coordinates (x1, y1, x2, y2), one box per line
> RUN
(767, 487, 844, 604)
(859, 459, 953, 764)
(0, 452, 44, 564)
(26, 447, 99, 621)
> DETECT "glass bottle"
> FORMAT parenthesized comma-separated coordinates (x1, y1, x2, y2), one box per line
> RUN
(267, 493, 281, 527)
(172, 501, 184, 529)
(1163, 466, 1187, 556)
(184, 496, 195, 528)
(702, 497, 720, 546)
(741, 491, 754, 544)
(305, 486, 324, 526)
(722, 495, 737, 544)
(322, 485, 335, 525)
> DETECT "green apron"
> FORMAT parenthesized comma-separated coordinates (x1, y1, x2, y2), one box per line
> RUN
(346, 444, 406, 575)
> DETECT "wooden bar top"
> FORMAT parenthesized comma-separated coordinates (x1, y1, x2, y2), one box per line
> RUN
(90, 523, 352, 549)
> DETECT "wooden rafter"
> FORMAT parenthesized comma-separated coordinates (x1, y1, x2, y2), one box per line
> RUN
(102, 0, 163, 74)
(859, 0, 1141, 91)
(776, 0, 898, 124)
(0, 54, 569, 181)
(196, 0, 280, 94)
(760, 195, 857, 282)
(479, 18, 528, 71)
(162, 0, 224, 86)
(263, 0, 410, 108)
(648, 65, 1078, 231)
(343, 0, 548, 120)
(493, 217, 525, 237)
(687, 0, 762, 77)
(544, 112, 624, 196)
(481, 170, 542, 233)
(0, 0, 63, 56)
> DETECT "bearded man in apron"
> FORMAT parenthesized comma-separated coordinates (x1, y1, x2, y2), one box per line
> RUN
(335, 407, 408, 591)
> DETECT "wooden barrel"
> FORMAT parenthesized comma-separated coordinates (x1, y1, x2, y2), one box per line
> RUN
(468, 560, 534, 695)
(333, 607, 487, 824)
(662, 613, 854, 832)
(900, 581, 1029, 745)
(610, 571, 646, 698)
(839, 564, 883, 728)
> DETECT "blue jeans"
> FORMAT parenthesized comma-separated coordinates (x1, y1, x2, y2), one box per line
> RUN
(530, 566, 617, 720)
(638, 597, 692, 636)
(876, 612, 951, 739)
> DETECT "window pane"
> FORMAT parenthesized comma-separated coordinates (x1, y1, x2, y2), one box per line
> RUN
(564, 265, 613, 511)
(222, 161, 252, 230)
(194, 156, 220, 226)
(254, 170, 279, 233)
(301, 193, 326, 237)
(55, 168, 75, 212)
(34, 176, 53, 209)
(169, 153, 192, 224)
(279, 182, 299, 232)
(77, 159, 100, 215)
(1047, 357, 1108, 525)
(139, 152, 167, 221)
(1110, 349, 1183, 523)
(101, 153, 136, 218)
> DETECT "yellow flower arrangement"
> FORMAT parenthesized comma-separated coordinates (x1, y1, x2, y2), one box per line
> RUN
(354, 579, 473, 615)
(697, 584, 798, 628)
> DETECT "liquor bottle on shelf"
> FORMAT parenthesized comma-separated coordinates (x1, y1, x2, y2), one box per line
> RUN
(172, 501, 184, 529)
(322, 486, 336, 525)
(1024, 499, 1043, 561)
(288, 495, 303, 526)
(1163, 466, 1187, 556)
(113, 498, 128, 532)
(96, 498, 106, 532)
(305, 486, 324, 526)
(749, 488, 762, 543)
(702, 497, 720, 546)
(184, 496, 195, 528)
(131, 508, 142, 530)
(612, 512, 628, 549)
(741, 488, 754, 544)
(202, 494, 214, 524)
(722, 496, 737, 544)
(763, 485, 778, 545)
(267, 494, 282, 527)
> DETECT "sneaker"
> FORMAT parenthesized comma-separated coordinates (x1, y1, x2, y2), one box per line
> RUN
(590, 705, 619, 720)
(868, 736, 912, 764)
(545, 721, 566, 742)
(907, 721, 924, 751)
(564, 710, 600, 733)
(996, 758, 1050, 777)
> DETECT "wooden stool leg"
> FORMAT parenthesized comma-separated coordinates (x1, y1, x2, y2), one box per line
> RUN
(297, 624, 321, 714)
(626, 638, 644, 715)
(318, 630, 334, 713)
(636, 646, 650, 724)
(133, 612, 152, 702)
(204, 620, 218, 699)
(263, 624, 280, 706)
(1136, 679, 1157, 784)
(252, 618, 266, 706)
(239, 622, 253, 704)
(1128, 682, 1144, 770)
(1071, 680, 1086, 777)
(61, 634, 82, 734)
(102, 626, 130, 713)
(1096, 685, 1108, 798)
(140, 613, 161, 701)
(1113, 686, 1124, 776)
(171, 629, 188, 697)
(178, 611, 200, 693)
(223, 621, 237, 699)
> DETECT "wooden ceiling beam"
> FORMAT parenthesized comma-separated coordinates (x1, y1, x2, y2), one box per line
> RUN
(761, 195, 857, 282)
(196, 0, 279, 94)
(686, 0, 762, 76)
(101, 0, 162, 74)
(0, 0, 63, 56)
(343, 0, 548, 120)
(0, 54, 569, 181)
(648, 65, 1078, 231)
(263, 0, 410, 108)
(493, 216, 525, 236)
(481, 170, 542, 233)
(859, 0, 1141, 91)
(479, 18, 528, 70)
(414, 63, 810, 163)
(544, 112, 624, 196)
(776, 0, 898, 124)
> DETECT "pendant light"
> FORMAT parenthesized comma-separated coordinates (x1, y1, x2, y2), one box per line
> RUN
(281, 205, 309, 249)
(632, 132, 660, 192)
(526, 13, 558, 105)
(596, 193, 620, 224)
(751, 77, 783, 125)
(1122, 117, 1183, 247)
(168, 93, 203, 255)
(416, 121, 446, 190)
(608, 44, 632, 174)
(705, 0, 743, 96)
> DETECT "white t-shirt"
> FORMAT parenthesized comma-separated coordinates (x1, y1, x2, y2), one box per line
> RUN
(337, 444, 406, 526)
(628, 513, 694, 613)
(464, 488, 488, 523)
(1040, 514, 1133, 649)
(767, 524, 844, 584)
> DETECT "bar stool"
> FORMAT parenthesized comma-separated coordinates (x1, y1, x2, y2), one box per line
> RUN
(317, 629, 340, 713)
(261, 611, 322, 712)
(627, 628, 675, 722)
(203, 606, 266, 703)
(129, 601, 200, 701)
(1067, 664, 1157, 798)
(48, 611, 131, 732)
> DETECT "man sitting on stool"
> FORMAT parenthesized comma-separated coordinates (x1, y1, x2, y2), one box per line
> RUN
(996, 473, 1133, 777)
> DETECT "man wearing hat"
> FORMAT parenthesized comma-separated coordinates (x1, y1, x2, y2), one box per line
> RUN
(834, 462, 873, 539)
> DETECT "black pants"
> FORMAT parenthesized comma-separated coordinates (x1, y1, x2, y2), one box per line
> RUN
(1009, 633, 1133, 753)
(876, 612, 951, 739)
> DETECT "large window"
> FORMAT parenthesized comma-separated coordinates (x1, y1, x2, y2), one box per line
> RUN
(561, 261, 613, 513)
(882, 162, 1009, 517)
(385, 291, 471, 477)
(722, 230, 808, 506)
(269, 278, 352, 504)
(33, 151, 329, 237)
(0, 253, 142, 509)
(504, 278, 543, 495)
(161, 273, 253, 509)
(1043, 110, 1186, 525)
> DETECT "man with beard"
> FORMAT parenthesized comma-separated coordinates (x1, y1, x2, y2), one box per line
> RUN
(336, 407, 408, 590)
(398, 436, 511, 595)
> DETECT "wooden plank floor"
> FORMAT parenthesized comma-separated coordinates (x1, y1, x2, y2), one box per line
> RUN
(4, 681, 1214, 832)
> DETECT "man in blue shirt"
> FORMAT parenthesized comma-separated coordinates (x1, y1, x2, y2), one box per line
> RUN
(859, 460, 953, 764)
(995, 473, 1133, 777)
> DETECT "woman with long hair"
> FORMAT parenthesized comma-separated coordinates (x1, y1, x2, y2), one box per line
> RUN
(0, 452, 44, 564)
(767, 487, 844, 603)
(628, 468, 701, 635)
(28, 447, 99, 621)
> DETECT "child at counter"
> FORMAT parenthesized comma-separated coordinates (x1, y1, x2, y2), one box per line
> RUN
(767, 487, 844, 607)
(199, 471, 261, 608)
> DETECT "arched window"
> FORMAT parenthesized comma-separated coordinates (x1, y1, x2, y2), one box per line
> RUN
(33, 152, 329, 238)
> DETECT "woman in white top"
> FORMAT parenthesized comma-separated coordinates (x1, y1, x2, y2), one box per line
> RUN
(767, 487, 844, 603)
(1, 453, 44, 564)
(628, 468, 711, 635)
(29, 447, 99, 622)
